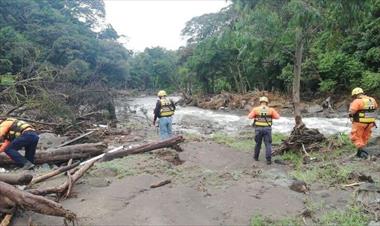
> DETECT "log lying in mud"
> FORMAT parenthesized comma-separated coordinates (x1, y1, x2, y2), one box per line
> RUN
(0, 173, 33, 185)
(0, 143, 107, 165)
(102, 135, 185, 161)
(0, 181, 76, 220)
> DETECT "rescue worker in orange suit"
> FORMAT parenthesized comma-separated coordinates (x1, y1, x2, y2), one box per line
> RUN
(349, 88, 378, 158)
(248, 96, 280, 165)
(153, 90, 176, 140)
(0, 118, 39, 170)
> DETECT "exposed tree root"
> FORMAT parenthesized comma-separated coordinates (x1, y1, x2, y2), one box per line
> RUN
(273, 123, 326, 155)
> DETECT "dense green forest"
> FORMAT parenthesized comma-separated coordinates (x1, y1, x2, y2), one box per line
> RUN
(130, 0, 380, 99)
(1, 0, 379, 110)
(0, 0, 130, 120)
(0, 0, 129, 87)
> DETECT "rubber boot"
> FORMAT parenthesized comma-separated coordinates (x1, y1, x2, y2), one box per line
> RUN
(356, 148, 368, 159)
(360, 149, 369, 159)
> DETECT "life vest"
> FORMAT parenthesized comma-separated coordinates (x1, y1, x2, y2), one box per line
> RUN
(353, 96, 377, 124)
(159, 98, 174, 117)
(253, 106, 273, 127)
(3, 118, 33, 141)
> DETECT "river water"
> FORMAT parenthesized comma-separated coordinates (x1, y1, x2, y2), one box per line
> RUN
(119, 96, 380, 137)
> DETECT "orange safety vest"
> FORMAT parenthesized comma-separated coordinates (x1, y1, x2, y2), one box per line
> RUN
(3, 118, 34, 141)
(253, 106, 273, 127)
(353, 96, 377, 124)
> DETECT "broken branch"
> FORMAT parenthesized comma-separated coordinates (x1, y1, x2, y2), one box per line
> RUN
(27, 158, 98, 197)
(29, 161, 80, 185)
(102, 136, 185, 162)
(150, 179, 171, 188)
(342, 182, 365, 188)
(55, 131, 96, 148)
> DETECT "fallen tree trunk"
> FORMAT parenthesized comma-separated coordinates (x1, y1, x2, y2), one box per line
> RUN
(102, 135, 185, 162)
(0, 173, 33, 185)
(0, 181, 75, 220)
(0, 143, 107, 165)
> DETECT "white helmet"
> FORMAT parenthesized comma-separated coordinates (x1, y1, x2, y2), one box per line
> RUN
(259, 96, 269, 103)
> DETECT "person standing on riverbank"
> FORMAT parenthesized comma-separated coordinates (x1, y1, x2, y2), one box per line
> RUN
(0, 118, 39, 170)
(248, 96, 280, 165)
(349, 87, 378, 158)
(153, 90, 176, 140)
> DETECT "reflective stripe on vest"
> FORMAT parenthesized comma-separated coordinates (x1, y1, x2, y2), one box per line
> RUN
(353, 97, 377, 124)
(254, 106, 273, 127)
(5, 118, 33, 141)
(160, 98, 174, 117)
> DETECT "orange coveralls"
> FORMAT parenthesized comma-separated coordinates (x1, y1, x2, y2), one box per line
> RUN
(349, 96, 378, 148)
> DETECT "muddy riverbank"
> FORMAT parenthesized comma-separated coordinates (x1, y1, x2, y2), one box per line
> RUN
(10, 93, 380, 225)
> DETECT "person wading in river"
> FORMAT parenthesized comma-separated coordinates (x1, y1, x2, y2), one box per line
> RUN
(0, 118, 39, 170)
(248, 96, 280, 165)
(153, 90, 176, 140)
(349, 87, 378, 158)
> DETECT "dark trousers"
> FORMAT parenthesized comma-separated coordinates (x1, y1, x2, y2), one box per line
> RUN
(5, 131, 39, 166)
(254, 127, 272, 161)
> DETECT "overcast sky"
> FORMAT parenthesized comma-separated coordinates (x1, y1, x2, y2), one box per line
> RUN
(104, 0, 230, 52)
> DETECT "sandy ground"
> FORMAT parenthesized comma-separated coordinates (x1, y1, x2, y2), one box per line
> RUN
(11, 139, 355, 226)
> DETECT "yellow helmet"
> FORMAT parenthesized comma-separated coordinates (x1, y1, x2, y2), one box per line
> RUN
(157, 90, 167, 97)
(352, 87, 364, 96)
(259, 96, 269, 103)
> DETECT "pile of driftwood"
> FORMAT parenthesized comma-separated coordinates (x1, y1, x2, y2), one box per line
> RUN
(273, 123, 326, 156)
(182, 91, 289, 110)
(0, 135, 184, 225)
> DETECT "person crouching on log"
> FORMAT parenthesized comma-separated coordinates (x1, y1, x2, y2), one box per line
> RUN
(0, 118, 39, 170)
(349, 87, 378, 159)
(153, 90, 176, 140)
(248, 96, 280, 165)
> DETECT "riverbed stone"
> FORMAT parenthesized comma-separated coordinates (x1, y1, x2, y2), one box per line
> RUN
(37, 133, 68, 150)
(87, 177, 111, 187)
(307, 104, 323, 114)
